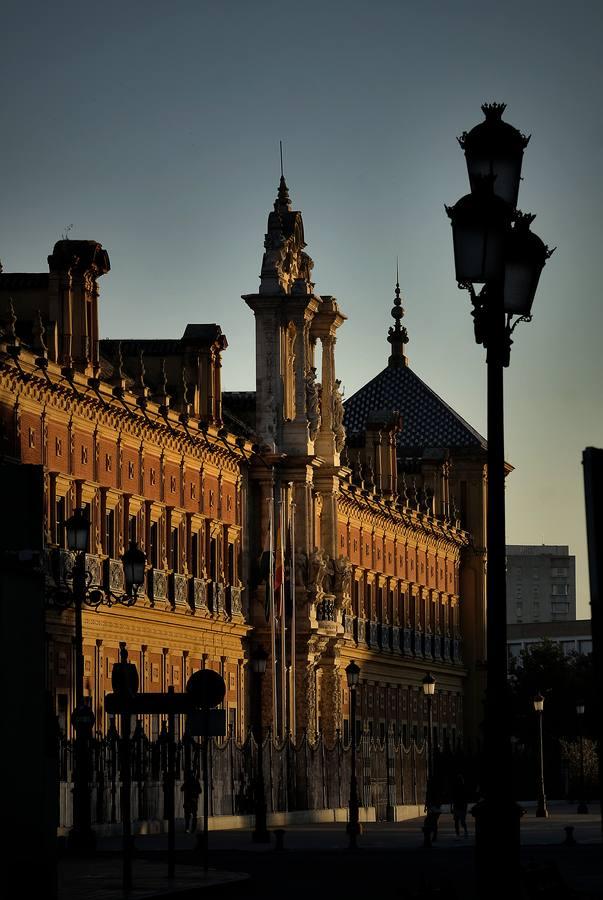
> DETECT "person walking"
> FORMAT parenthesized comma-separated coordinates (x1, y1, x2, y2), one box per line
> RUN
(423, 778, 442, 846)
(181, 772, 202, 833)
(452, 774, 469, 837)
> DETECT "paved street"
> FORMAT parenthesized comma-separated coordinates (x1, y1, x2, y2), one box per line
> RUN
(58, 806, 602, 899)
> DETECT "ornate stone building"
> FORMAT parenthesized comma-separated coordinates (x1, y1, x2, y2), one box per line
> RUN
(0, 176, 488, 749)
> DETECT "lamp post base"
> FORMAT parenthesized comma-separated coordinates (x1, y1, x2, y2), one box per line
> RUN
(536, 799, 548, 818)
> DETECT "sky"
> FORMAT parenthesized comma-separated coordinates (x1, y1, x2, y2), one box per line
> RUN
(1, 0, 601, 615)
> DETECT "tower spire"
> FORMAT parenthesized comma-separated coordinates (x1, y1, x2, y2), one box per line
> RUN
(276, 140, 291, 212)
(387, 260, 409, 367)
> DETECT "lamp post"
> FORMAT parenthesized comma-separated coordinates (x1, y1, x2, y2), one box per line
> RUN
(62, 509, 146, 852)
(65, 507, 95, 852)
(576, 703, 588, 814)
(534, 693, 548, 818)
(446, 104, 553, 891)
(422, 672, 436, 781)
(345, 660, 361, 849)
(251, 646, 270, 843)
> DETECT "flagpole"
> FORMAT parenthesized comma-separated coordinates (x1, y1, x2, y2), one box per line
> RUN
(279, 494, 287, 739)
(289, 482, 296, 739)
(268, 487, 277, 734)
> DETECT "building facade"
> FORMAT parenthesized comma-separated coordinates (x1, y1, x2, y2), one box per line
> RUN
(507, 619, 592, 660)
(506, 544, 576, 625)
(0, 176, 489, 750)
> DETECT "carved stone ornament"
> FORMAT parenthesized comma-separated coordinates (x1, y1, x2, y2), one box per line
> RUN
(294, 549, 308, 588)
(305, 367, 321, 441)
(331, 379, 346, 452)
(308, 547, 328, 596)
(333, 555, 353, 611)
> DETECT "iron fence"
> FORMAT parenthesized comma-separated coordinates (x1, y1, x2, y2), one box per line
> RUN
(57, 728, 437, 828)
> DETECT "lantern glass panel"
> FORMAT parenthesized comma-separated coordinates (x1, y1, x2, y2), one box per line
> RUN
(452, 221, 506, 284)
(467, 156, 522, 208)
(503, 261, 541, 316)
(66, 509, 89, 552)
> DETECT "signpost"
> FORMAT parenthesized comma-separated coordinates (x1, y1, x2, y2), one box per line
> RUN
(105, 661, 227, 891)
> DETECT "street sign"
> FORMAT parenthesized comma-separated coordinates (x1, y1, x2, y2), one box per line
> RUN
(186, 709, 227, 737)
(105, 692, 193, 715)
(186, 669, 226, 709)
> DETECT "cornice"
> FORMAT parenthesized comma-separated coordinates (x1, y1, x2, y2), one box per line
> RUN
(337, 489, 468, 553)
(0, 360, 245, 476)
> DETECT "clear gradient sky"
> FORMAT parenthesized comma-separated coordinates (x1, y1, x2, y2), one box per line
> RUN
(2, 1, 602, 615)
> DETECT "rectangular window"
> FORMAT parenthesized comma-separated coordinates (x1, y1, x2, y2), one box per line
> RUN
(55, 496, 66, 546)
(150, 521, 159, 569)
(228, 542, 235, 584)
(82, 502, 92, 552)
(191, 532, 199, 577)
(170, 526, 179, 572)
(105, 509, 115, 558)
(128, 513, 137, 544)
(210, 537, 217, 581)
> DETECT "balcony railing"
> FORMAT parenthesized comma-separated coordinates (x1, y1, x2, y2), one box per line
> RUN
(207, 581, 225, 616)
(191, 577, 208, 613)
(149, 568, 168, 603)
(226, 585, 243, 617)
(171, 572, 189, 608)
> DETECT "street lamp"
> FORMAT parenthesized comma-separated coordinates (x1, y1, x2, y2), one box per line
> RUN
(533, 693, 548, 818)
(576, 702, 588, 814)
(64, 507, 96, 852)
(59, 509, 146, 851)
(121, 541, 147, 600)
(251, 646, 270, 843)
(446, 104, 553, 892)
(345, 660, 361, 849)
(422, 672, 436, 780)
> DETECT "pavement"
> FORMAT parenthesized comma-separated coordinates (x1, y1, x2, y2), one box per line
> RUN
(57, 805, 603, 899)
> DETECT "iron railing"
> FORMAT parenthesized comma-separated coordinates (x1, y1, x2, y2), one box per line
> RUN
(57, 728, 433, 828)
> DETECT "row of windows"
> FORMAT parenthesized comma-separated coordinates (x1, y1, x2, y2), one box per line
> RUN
(51, 493, 238, 582)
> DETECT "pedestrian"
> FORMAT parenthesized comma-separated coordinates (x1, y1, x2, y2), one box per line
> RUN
(423, 778, 442, 845)
(181, 772, 201, 833)
(452, 774, 469, 837)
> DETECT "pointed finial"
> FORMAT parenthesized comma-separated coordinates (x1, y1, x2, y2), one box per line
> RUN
(179, 364, 192, 424)
(111, 341, 126, 397)
(138, 349, 146, 390)
(387, 262, 409, 368)
(5, 298, 18, 344)
(32, 310, 48, 359)
(157, 358, 170, 414)
(136, 349, 150, 408)
(115, 342, 124, 380)
(276, 143, 291, 211)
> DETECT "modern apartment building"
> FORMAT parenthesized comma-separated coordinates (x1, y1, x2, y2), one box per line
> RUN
(506, 544, 576, 624)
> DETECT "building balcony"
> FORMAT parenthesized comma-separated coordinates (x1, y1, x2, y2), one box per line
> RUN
(379, 623, 392, 652)
(104, 557, 125, 594)
(207, 580, 225, 616)
(149, 568, 168, 603)
(170, 572, 189, 608)
(191, 576, 208, 613)
(316, 596, 336, 622)
(355, 616, 366, 645)
(367, 620, 378, 648)
(226, 584, 243, 617)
